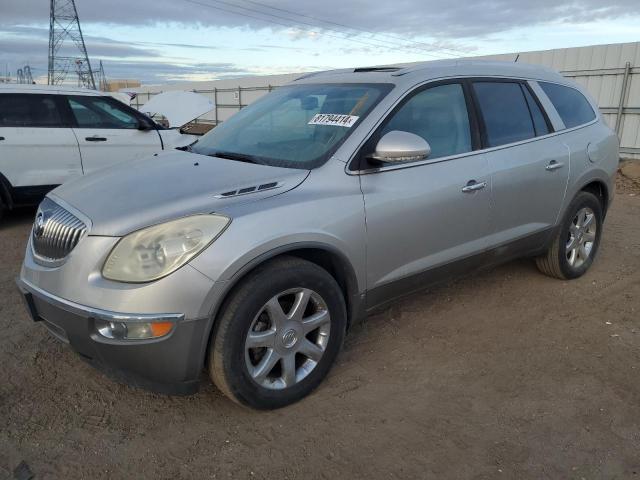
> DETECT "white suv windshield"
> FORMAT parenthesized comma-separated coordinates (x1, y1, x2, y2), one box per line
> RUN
(192, 83, 392, 169)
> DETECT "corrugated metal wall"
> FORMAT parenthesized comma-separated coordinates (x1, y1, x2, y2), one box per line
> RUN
(474, 42, 640, 159)
(129, 42, 640, 159)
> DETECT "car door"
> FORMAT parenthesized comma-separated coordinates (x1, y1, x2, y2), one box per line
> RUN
(471, 80, 570, 247)
(358, 81, 492, 303)
(65, 95, 163, 175)
(0, 93, 82, 203)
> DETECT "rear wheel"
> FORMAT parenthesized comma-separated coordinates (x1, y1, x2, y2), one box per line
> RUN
(208, 256, 347, 409)
(536, 191, 603, 279)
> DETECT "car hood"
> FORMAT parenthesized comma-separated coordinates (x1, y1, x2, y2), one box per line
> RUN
(50, 151, 309, 237)
(158, 128, 199, 148)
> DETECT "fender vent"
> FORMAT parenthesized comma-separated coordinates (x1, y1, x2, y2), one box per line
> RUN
(216, 182, 280, 198)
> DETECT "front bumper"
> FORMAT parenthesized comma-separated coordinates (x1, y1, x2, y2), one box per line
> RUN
(17, 277, 209, 395)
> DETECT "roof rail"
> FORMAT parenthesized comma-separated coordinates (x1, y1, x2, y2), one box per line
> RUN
(353, 66, 402, 73)
(293, 68, 353, 81)
(390, 60, 460, 76)
(294, 70, 329, 81)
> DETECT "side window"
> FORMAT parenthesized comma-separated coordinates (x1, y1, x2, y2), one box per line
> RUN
(473, 82, 535, 147)
(68, 96, 139, 129)
(381, 83, 472, 160)
(0, 94, 63, 127)
(539, 82, 596, 129)
(68, 100, 102, 126)
(522, 86, 550, 136)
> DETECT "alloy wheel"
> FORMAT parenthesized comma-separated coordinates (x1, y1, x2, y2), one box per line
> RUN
(566, 207, 597, 268)
(244, 288, 331, 390)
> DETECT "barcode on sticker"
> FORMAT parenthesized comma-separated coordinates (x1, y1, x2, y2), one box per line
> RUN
(308, 114, 359, 128)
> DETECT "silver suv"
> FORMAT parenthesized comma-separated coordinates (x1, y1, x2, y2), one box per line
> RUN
(18, 60, 618, 409)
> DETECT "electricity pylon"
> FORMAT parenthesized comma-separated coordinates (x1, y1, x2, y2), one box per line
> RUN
(17, 65, 34, 84)
(48, 0, 96, 89)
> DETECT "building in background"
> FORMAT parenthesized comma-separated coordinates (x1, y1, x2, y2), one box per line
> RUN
(105, 79, 141, 92)
(127, 42, 640, 159)
(471, 42, 639, 160)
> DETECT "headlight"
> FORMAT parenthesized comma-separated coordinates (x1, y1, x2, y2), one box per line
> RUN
(102, 214, 230, 283)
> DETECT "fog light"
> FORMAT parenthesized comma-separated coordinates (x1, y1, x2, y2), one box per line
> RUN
(95, 320, 174, 340)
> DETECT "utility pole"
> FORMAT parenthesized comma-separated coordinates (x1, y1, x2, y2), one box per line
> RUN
(48, 0, 96, 89)
(97, 60, 108, 91)
(1, 64, 10, 84)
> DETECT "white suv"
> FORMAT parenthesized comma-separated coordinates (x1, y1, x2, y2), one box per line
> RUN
(0, 85, 197, 219)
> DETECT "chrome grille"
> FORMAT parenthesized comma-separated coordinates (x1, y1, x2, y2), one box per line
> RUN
(32, 198, 87, 261)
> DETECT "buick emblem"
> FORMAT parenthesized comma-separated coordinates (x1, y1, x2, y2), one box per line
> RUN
(34, 212, 46, 238)
(282, 329, 298, 348)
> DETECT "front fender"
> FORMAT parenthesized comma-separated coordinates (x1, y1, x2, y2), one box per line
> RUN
(189, 237, 366, 373)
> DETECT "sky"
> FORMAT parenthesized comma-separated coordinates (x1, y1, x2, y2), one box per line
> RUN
(1, 0, 639, 85)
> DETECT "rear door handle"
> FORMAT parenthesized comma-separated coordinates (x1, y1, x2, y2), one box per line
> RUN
(462, 180, 487, 193)
(0, 136, 5, 141)
(85, 136, 107, 142)
(545, 160, 564, 171)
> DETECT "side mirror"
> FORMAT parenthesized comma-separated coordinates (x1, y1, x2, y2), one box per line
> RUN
(369, 130, 431, 163)
(137, 116, 155, 131)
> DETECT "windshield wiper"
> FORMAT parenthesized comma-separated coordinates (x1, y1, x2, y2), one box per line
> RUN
(208, 150, 262, 165)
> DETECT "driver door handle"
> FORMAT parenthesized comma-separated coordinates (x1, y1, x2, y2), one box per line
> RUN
(462, 180, 487, 193)
(85, 136, 107, 142)
(545, 160, 564, 171)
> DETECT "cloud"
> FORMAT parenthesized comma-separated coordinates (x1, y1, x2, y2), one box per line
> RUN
(103, 60, 246, 81)
(0, 24, 239, 82)
(3, 0, 639, 38)
(1, 0, 638, 83)
(0, 22, 323, 83)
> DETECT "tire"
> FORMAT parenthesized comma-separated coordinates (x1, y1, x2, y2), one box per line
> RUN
(536, 191, 603, 280)
(208, 256, 347, 409)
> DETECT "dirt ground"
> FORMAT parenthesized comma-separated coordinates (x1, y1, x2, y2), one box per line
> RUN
(1, 165, 639, 480)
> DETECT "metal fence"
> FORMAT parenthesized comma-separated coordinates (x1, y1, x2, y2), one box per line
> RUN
(132, 85, 277, 126)
(562, 62, 639, 158)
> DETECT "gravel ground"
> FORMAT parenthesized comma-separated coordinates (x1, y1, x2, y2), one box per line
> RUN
(1, 168, 639, 479)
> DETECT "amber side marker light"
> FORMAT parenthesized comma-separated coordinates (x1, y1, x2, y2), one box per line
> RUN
(150, 322, 174, 338)
(95, 320, 175, 340)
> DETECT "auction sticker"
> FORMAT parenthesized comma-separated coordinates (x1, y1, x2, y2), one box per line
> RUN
(308, 114, 359, 128)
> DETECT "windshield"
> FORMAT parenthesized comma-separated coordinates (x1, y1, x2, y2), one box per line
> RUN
(191, 83, 392, 169)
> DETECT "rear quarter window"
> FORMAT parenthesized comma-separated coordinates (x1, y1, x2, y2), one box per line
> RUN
(539, 82, 596, 129)
(0, 93, 63, 127)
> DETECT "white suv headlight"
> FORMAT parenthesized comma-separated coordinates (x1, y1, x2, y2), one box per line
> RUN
(102, 214, 230, 283)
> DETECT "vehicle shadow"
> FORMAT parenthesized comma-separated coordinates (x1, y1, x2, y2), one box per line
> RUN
(1, 206, 36, 229)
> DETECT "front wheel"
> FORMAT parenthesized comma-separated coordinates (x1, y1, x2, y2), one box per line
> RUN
(208, 256, 347, 409)
(536, 191, 603, 280)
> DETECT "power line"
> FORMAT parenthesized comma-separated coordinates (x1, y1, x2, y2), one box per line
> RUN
(181, 0, 455, 59)
(208, 0, 459, 58)
(238, 0, 468, 57)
